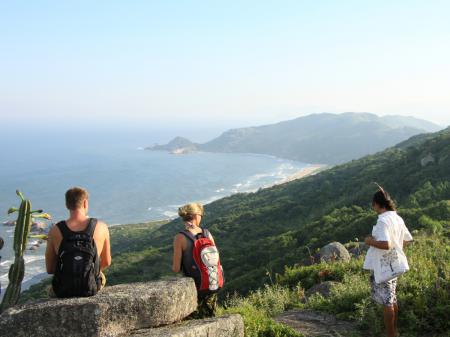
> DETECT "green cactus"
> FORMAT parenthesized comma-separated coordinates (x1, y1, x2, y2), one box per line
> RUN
(0, 190, 51, 313)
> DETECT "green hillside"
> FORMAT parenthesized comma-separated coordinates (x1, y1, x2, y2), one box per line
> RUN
(103, 126, 450, 294)
(21, 126, 449, 336)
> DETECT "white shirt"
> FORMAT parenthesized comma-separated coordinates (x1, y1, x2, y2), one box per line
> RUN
(363, 211, 413, 270)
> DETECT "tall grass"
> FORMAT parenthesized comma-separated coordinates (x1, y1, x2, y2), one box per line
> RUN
(218, 284, 303, 337)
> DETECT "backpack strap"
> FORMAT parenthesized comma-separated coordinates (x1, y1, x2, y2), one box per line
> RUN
(180, 230, 197, 243)
(85, 218, 98, 238)
(202, 228, 212, 240)
(56, 218, 97, 239)
(180, 228, 212, 242)
(56, 221, 71, 239)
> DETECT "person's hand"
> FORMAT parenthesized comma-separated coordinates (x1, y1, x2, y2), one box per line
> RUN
(364, 235, 374, 246)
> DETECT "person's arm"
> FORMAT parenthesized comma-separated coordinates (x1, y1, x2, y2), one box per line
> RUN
(100, 223, 112, 271)
(172, 234, 183, 273)
(45, 226, 58, 274)
(206, 229, 216, 246)
(365, 235, 392, 250)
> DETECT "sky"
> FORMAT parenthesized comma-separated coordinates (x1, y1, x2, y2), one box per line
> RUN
(1, 0, 450, 135)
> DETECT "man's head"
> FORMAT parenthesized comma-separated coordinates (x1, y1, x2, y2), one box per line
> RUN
(65, 187, 89, 214)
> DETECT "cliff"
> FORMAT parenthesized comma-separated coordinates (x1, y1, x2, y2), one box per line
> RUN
(0, 278, 244, 337)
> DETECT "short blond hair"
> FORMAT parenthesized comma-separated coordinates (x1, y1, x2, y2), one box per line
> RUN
(178, 203, 204, 221)
(65, 187, 89, 210)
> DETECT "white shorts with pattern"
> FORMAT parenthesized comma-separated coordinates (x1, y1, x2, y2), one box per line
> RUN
(370, 273, 397, 306)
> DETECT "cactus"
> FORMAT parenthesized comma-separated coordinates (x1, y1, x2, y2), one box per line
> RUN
(0, 190, 51, 313)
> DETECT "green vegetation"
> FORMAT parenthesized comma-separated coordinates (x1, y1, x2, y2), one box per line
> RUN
(1, 191, 51, 312)
(103, 126, 450, 296)
(21, 127, 450, 335)
(276, 231, 450, 337)
(219, 285, 303, 337)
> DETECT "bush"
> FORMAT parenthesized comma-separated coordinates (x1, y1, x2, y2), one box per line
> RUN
(276, 233, 450, 337)
(219, 285, 303, 337)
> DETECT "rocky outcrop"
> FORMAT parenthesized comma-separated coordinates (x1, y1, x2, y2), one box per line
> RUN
(0, 278, 244, 337)
(146, 137, 198, 152)
(305, 281, 339, 299)
(421, 153, 435, 167)
(276, 309, 358, 337)
(130, 315, 244, 337)
(319, 242, 351, 263)
(0, 279, 198, 337)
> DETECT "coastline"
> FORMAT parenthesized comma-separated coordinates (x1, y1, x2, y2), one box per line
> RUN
(272, 164, 327, 186)
(2, 160, 320, 293)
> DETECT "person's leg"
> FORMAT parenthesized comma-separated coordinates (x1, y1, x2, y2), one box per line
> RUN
(393, 302, 399, 336)
(196, 292, 218, 318)
(371, 274, 398, 337)
(203, 293, 218, 317)
(46, 284, 56, 298)
(384, 305, 396, 337)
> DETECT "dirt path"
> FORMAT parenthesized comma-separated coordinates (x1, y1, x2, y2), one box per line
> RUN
(276, 310, 360, 337)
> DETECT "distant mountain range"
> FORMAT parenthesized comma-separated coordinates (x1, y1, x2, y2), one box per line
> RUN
(146, 112, 442, 164)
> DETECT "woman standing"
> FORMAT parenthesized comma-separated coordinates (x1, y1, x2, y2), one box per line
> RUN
(172, 203, 223, 318)
(363, 186, 413, 337)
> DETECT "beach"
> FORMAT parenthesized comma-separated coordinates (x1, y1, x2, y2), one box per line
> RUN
(274, 164, 326, 186)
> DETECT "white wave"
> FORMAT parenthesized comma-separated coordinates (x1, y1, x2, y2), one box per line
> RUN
(162, 211, 178, 218)
(24, 256, 45, 264)
(0, 259, 12, 267)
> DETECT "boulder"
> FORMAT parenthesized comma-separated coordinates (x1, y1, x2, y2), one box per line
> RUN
(305, 281, 339, 299)
(0, 278, 197, 337)
(319, 242, 351, 263)
(129, 314, 244, 337)
(421, 153, 435, 167)
(347, 242, 368, 257)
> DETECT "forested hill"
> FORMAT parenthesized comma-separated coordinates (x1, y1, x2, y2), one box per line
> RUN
(147, 113, 442, 164)
(105, 126, 450, 294)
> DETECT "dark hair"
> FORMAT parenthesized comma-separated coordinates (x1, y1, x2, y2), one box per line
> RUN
(372, 185, 396, 211)
(65, 187, 89, 210)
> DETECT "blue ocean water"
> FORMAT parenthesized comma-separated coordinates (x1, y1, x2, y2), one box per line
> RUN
(0, 129, 308, 293)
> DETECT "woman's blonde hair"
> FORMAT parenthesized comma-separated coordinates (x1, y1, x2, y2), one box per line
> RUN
(178, 203, 204, 221)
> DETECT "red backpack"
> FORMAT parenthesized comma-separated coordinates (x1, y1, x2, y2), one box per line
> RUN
(181, 229, 224, 292)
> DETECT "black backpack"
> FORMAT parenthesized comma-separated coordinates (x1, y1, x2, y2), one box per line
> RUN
(52, 218, 101, 298)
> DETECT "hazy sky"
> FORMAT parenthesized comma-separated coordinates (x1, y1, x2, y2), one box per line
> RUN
(1, 0, 449, 131)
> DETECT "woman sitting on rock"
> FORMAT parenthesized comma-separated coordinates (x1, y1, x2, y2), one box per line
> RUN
(172, 203, 224, 318)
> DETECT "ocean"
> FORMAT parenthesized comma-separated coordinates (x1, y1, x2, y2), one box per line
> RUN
(0, 129, 309, 294)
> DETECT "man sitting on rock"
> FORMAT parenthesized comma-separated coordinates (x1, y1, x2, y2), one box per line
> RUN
(45, 187, 111, 297)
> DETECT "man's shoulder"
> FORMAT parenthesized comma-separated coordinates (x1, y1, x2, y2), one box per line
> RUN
(48, 222, 62, 237)
(94, 220, 110, 235)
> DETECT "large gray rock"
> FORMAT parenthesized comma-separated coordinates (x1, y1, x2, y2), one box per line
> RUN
(0, 278, 197, 337)
(305, 281, 339, 299)
(319, 242, 351, 263)
(129, 314, 244, 337)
